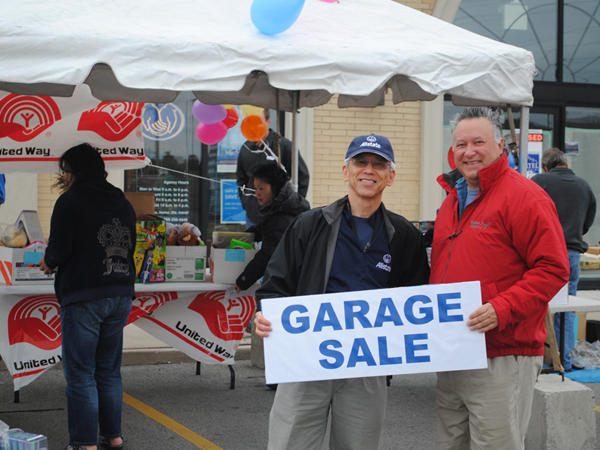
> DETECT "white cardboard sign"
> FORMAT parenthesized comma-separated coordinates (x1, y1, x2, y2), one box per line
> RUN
(262, 281, 487, 384)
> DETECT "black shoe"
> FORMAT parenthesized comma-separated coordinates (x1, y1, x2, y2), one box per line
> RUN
(98, 436, 124, 450)
(572, 363, 585, 370)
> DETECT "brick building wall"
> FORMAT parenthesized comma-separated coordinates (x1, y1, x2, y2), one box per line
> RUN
(38, 173, 57, 237)
(312, 95, 422, 220)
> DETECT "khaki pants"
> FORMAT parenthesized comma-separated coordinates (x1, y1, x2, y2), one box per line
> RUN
(267, 376, 387, 450)
(435, 355, 542, 450)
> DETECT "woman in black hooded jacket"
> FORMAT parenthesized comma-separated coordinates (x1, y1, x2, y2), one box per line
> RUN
(235, 162, 310, 292)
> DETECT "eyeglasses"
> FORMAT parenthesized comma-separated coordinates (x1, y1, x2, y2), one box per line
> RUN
(351, 158, 390, 171)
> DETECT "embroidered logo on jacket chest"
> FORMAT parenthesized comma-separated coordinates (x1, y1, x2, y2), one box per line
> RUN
(470, 221, 492, 230)
(375, 254, 392, 272)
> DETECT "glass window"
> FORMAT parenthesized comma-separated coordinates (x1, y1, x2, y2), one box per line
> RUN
(565, 106, 600, 245)
(124, 92, 278, 246)
(454, 0, 558, 82)
(563, 0, 600, 83)
(125, 92, 203, 226)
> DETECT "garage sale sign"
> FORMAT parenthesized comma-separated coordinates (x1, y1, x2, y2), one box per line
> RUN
(262, 281, 487, 384)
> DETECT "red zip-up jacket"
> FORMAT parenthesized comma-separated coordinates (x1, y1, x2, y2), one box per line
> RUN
(430, 155, 569, 358)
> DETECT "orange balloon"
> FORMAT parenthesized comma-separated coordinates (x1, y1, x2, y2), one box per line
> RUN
(241, 115, 267, 142)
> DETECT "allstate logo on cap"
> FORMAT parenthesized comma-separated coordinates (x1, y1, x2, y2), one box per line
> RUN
(367, 135, 377, 143)
(142, 103, 186, 141)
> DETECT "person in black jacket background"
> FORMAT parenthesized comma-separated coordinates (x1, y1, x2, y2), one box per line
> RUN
(234, 162, 310, 292)
(236, 109, 310, 227)
(40, 143, 136, 450)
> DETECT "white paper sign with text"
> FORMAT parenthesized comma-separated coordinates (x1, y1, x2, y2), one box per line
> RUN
(262, 281, 487, 384)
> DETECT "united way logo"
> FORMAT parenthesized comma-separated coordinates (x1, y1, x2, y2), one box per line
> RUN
(188, 291, 256, 341)
(77, 101, 143, 141)
(0, 94, 61, 142)
(8, 295, 61, 350)
(142, 103, 185, 141)
(128, 291, 177, 325)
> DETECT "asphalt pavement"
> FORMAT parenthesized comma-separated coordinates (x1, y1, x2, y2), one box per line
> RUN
(1, 358, 439, 450)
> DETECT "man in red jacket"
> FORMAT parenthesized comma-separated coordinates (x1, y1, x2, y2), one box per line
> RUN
(430, 107, 569, 450)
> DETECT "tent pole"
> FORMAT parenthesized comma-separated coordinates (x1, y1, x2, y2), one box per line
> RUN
(519, 106, 530, 177)
(291, 91, 299, 192)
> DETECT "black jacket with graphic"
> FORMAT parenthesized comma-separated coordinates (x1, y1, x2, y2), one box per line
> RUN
(45, 180, 136, 306)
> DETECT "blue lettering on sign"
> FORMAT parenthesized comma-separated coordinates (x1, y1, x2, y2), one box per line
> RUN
(374, 297, 404, 327)
(313, 303, 343, 332)
(319, 340, 344, 369)
(347, 338, 377, 367)
(438, 293, 464, 322)
(317, 333, 431, 368)
(378, 336, 402, 365)
(344, 300, 372, 329)
(404, 295, 434, 325)
(406, 333, 430, 363)
(281, 305, 310, 334)
(280, 293, 465, 334)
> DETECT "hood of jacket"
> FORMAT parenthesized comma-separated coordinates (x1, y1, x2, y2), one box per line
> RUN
(69, 180, 129, 211)
(259, 182, 310, 219)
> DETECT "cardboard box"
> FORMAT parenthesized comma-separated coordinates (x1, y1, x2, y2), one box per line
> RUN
(134, 217, 166, 283)
(124, 192, 155, 217)
(586, 246, 600, 255)
(166, 246, 207, 282)
(580, 255, 600, 270)
(0, 246, 54, 285)
(210, 248, 258, 284)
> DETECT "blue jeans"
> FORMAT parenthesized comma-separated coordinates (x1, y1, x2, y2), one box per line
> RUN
(60, 297, 132, 446)
(554, 250, 580, 370)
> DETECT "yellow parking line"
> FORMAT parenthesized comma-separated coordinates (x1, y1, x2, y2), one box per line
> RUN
(596, 405, 600, 413)
(123, 392, 224, 450)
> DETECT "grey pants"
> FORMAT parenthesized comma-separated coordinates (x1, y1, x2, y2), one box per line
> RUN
(267, 376, 387, 450)
(436, 355, 542, 450)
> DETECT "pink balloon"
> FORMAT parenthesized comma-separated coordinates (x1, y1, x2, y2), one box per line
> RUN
(318, 0, 337, 3)
(192, 100, 227, 124)
(196, 122, 228, 145)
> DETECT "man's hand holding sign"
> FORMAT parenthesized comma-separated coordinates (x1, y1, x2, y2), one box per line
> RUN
(259, 282, 487, 384)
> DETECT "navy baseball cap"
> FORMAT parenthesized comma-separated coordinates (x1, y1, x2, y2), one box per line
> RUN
(345, 134, 394, 163)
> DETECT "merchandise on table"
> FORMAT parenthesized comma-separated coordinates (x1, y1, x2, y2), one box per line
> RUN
(134, 215, 166, 283)
(210, 231, 256, 284)
(0, 211, 53, 285)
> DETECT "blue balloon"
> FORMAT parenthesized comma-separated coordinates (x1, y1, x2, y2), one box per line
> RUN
(251, 0, 306, 35)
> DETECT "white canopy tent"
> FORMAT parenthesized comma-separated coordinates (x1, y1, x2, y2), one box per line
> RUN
(0, 0, 536, 180)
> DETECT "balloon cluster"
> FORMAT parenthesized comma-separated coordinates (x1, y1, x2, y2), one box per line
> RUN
(193, 100, 239, 145)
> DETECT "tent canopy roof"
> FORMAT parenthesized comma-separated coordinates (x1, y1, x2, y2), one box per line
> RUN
(0, 0, 536, 109)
